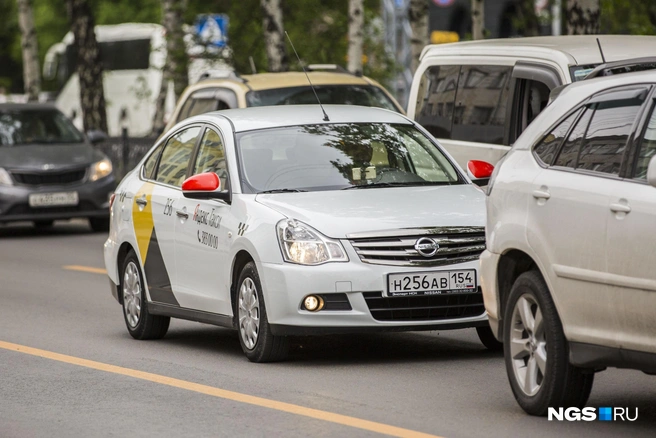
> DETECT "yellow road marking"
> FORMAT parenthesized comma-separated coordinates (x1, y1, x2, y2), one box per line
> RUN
(0, 340, 441, 438)
(63, 265, 107, 275)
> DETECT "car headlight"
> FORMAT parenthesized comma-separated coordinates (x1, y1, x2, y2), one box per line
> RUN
(276, 219, 348, 265)
(89, 158, 113, 181)
(0, 168, 13, 186)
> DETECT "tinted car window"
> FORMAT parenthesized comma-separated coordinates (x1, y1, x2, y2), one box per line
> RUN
(634, 105, 656, 180)
(554, 108, 593, 168)
(143, 142, 164, 179)
(576, 99, 643, 175)
(414, 65, 460, 140)
(155, 126, 201, 187)
(0, 109, 84, 145)
(236, 123, 461, 193)
(451, 65, 511, 145)
(187, 98, 218, 118)
(533, 109, 581, 166)
(246, 85, 399, 112)
(193, 128, 228, 188)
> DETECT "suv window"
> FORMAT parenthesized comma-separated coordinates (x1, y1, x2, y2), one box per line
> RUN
(193, 128, 228, 189)
(554, 108, 593, 168)
(155, 126, 201, 187)
(451, 65, 511, 145)
(576, 99, 643, 175)
(533, 109, 581, 166)
(633, 104, 656, 180)
(414, 65, 460, 139)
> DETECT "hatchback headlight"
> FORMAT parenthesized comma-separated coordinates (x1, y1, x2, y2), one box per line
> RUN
(0, 168, 13, 186)
(89, 158, 113, 181)
(277, 219, 348, 265)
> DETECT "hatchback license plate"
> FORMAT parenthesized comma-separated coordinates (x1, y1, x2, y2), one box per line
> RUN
(387, 270, 477, 297)
(29, 192, 79, 207)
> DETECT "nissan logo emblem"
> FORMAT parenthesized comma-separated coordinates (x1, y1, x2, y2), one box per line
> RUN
(414, 237, 439, 257)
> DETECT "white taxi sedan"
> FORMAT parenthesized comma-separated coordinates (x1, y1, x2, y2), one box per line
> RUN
(104, 105, 496, 362)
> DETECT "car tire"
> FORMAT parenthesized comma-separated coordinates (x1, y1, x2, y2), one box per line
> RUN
(121, 250, 170, 340)
(476, 325, 503, 351)
(236, 261, 289, 363)
(503, 270, 593, 416)
(33, 220, 54, 229)
(89, 217, 110, 232)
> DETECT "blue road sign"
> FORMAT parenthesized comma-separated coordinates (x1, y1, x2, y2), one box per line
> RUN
(195, 14, 229, 47)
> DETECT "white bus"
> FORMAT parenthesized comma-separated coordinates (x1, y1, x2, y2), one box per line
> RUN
(43, 22, 230, 137)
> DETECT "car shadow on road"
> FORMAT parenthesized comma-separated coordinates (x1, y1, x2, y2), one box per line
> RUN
(0, 221, 96, 239)
(154, 324, 501, 365)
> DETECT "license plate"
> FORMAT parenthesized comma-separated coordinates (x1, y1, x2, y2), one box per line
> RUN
(29, 192, 79, 207)
(387, 270, 477, 297)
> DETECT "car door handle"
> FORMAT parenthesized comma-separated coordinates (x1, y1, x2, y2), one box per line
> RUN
(532, 189, 551, 200)
(135, 197, 147, 206)
(610, 203, 631, 214)
(176, 210, 189, 219)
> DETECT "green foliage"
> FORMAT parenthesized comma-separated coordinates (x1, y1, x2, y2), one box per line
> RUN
(600, 0, 656, 35)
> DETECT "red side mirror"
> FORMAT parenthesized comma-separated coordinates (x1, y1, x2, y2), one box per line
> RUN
(182, 172, 220, 192)
(467, 160, 494, 179)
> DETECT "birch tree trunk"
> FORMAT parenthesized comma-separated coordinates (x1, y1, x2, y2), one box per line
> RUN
(347, 0, 364, 76)
(409, 0, 429, 74)
(471, 0, 485, 40)
(162, 0, 188, 100)
(16, 0, 41, 101)
(566, 0, 600, 34)
(261, 0, 288, 72)
(67, 0, 107, 134)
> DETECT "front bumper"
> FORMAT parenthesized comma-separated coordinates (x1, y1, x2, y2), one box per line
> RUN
(259, 258, 488, 336)
(0, 175, 115, 223)
(479, 249, 501, 340)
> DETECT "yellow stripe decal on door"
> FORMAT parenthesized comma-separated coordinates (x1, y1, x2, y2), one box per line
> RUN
(132, 182, 155, 263)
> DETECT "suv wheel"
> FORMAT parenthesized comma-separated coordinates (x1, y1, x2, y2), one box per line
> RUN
(504, 270, 593, 416)
(236, 262, 289, 362)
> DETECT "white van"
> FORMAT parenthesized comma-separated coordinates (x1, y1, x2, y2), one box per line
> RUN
(43, 23, 230, 137)
(407, 35, 656, 168)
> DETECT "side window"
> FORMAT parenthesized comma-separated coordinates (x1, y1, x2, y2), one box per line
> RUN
(177, 98, 195, 122)
(452, 65, 512, 145)
(576, 99, 643, 175)
(533, 109, 581, 166)
(520, 80, 551, 131)
(186, 98, 218, 118)
(414, 65, 460, 139)
(154, 126, 201, 187)
(634, 104, 656, 180)
(554, 108, 593, 168)
(193, 128, 228, 189)
(142, 142, 164, 179)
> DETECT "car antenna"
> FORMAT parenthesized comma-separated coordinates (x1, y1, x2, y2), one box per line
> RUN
(596, 38, 607, 63)
(285, 31, 329, 121)
(248, 56, 257, 74)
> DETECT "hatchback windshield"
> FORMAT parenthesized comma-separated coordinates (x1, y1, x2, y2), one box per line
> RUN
(237, 123, 462, 193)
(0, 109, 84, 145)
(246, 85, 400, 112)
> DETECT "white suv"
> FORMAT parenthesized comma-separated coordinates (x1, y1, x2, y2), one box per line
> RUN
(480, 70, 656, 415)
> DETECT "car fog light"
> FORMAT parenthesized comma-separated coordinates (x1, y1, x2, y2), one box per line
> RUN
(303, 295, 324, 312)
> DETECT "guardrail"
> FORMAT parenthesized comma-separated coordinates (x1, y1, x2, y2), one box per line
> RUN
(94, 136, 157, 181)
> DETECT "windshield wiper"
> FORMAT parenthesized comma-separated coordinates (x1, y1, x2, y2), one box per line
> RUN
(258, 188, 308, 194)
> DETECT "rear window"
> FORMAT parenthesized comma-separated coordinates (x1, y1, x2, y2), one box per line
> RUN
(245, 85, 400, 112)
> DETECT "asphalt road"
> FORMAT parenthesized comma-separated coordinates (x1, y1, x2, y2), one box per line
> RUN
(1, 220, 654, 438)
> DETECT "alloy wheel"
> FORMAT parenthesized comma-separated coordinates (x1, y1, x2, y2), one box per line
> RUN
(509, 294, 547, 396)
(123, 261, 142, 328)
(238, 277, 260, 350)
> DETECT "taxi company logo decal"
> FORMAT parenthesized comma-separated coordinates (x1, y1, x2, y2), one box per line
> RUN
(193, 204, 221, 228)
(414, 237, 439, 257)
(237, 222, 249, 236)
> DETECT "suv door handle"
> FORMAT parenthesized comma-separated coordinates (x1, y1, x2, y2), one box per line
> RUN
(135, 196, 147, 206)
(532, 189, 551, 200)
(176, 209, 189, 219)
(610, 203, 631, 214)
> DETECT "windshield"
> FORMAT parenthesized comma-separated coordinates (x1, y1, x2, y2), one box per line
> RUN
(246, 85, 400, 112)
(237, 123, 462, 193)
(0, 109, 85, 145)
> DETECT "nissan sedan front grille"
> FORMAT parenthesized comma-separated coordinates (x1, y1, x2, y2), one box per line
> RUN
(11, 169, 87, 186)
(348, 227, 485, 267)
